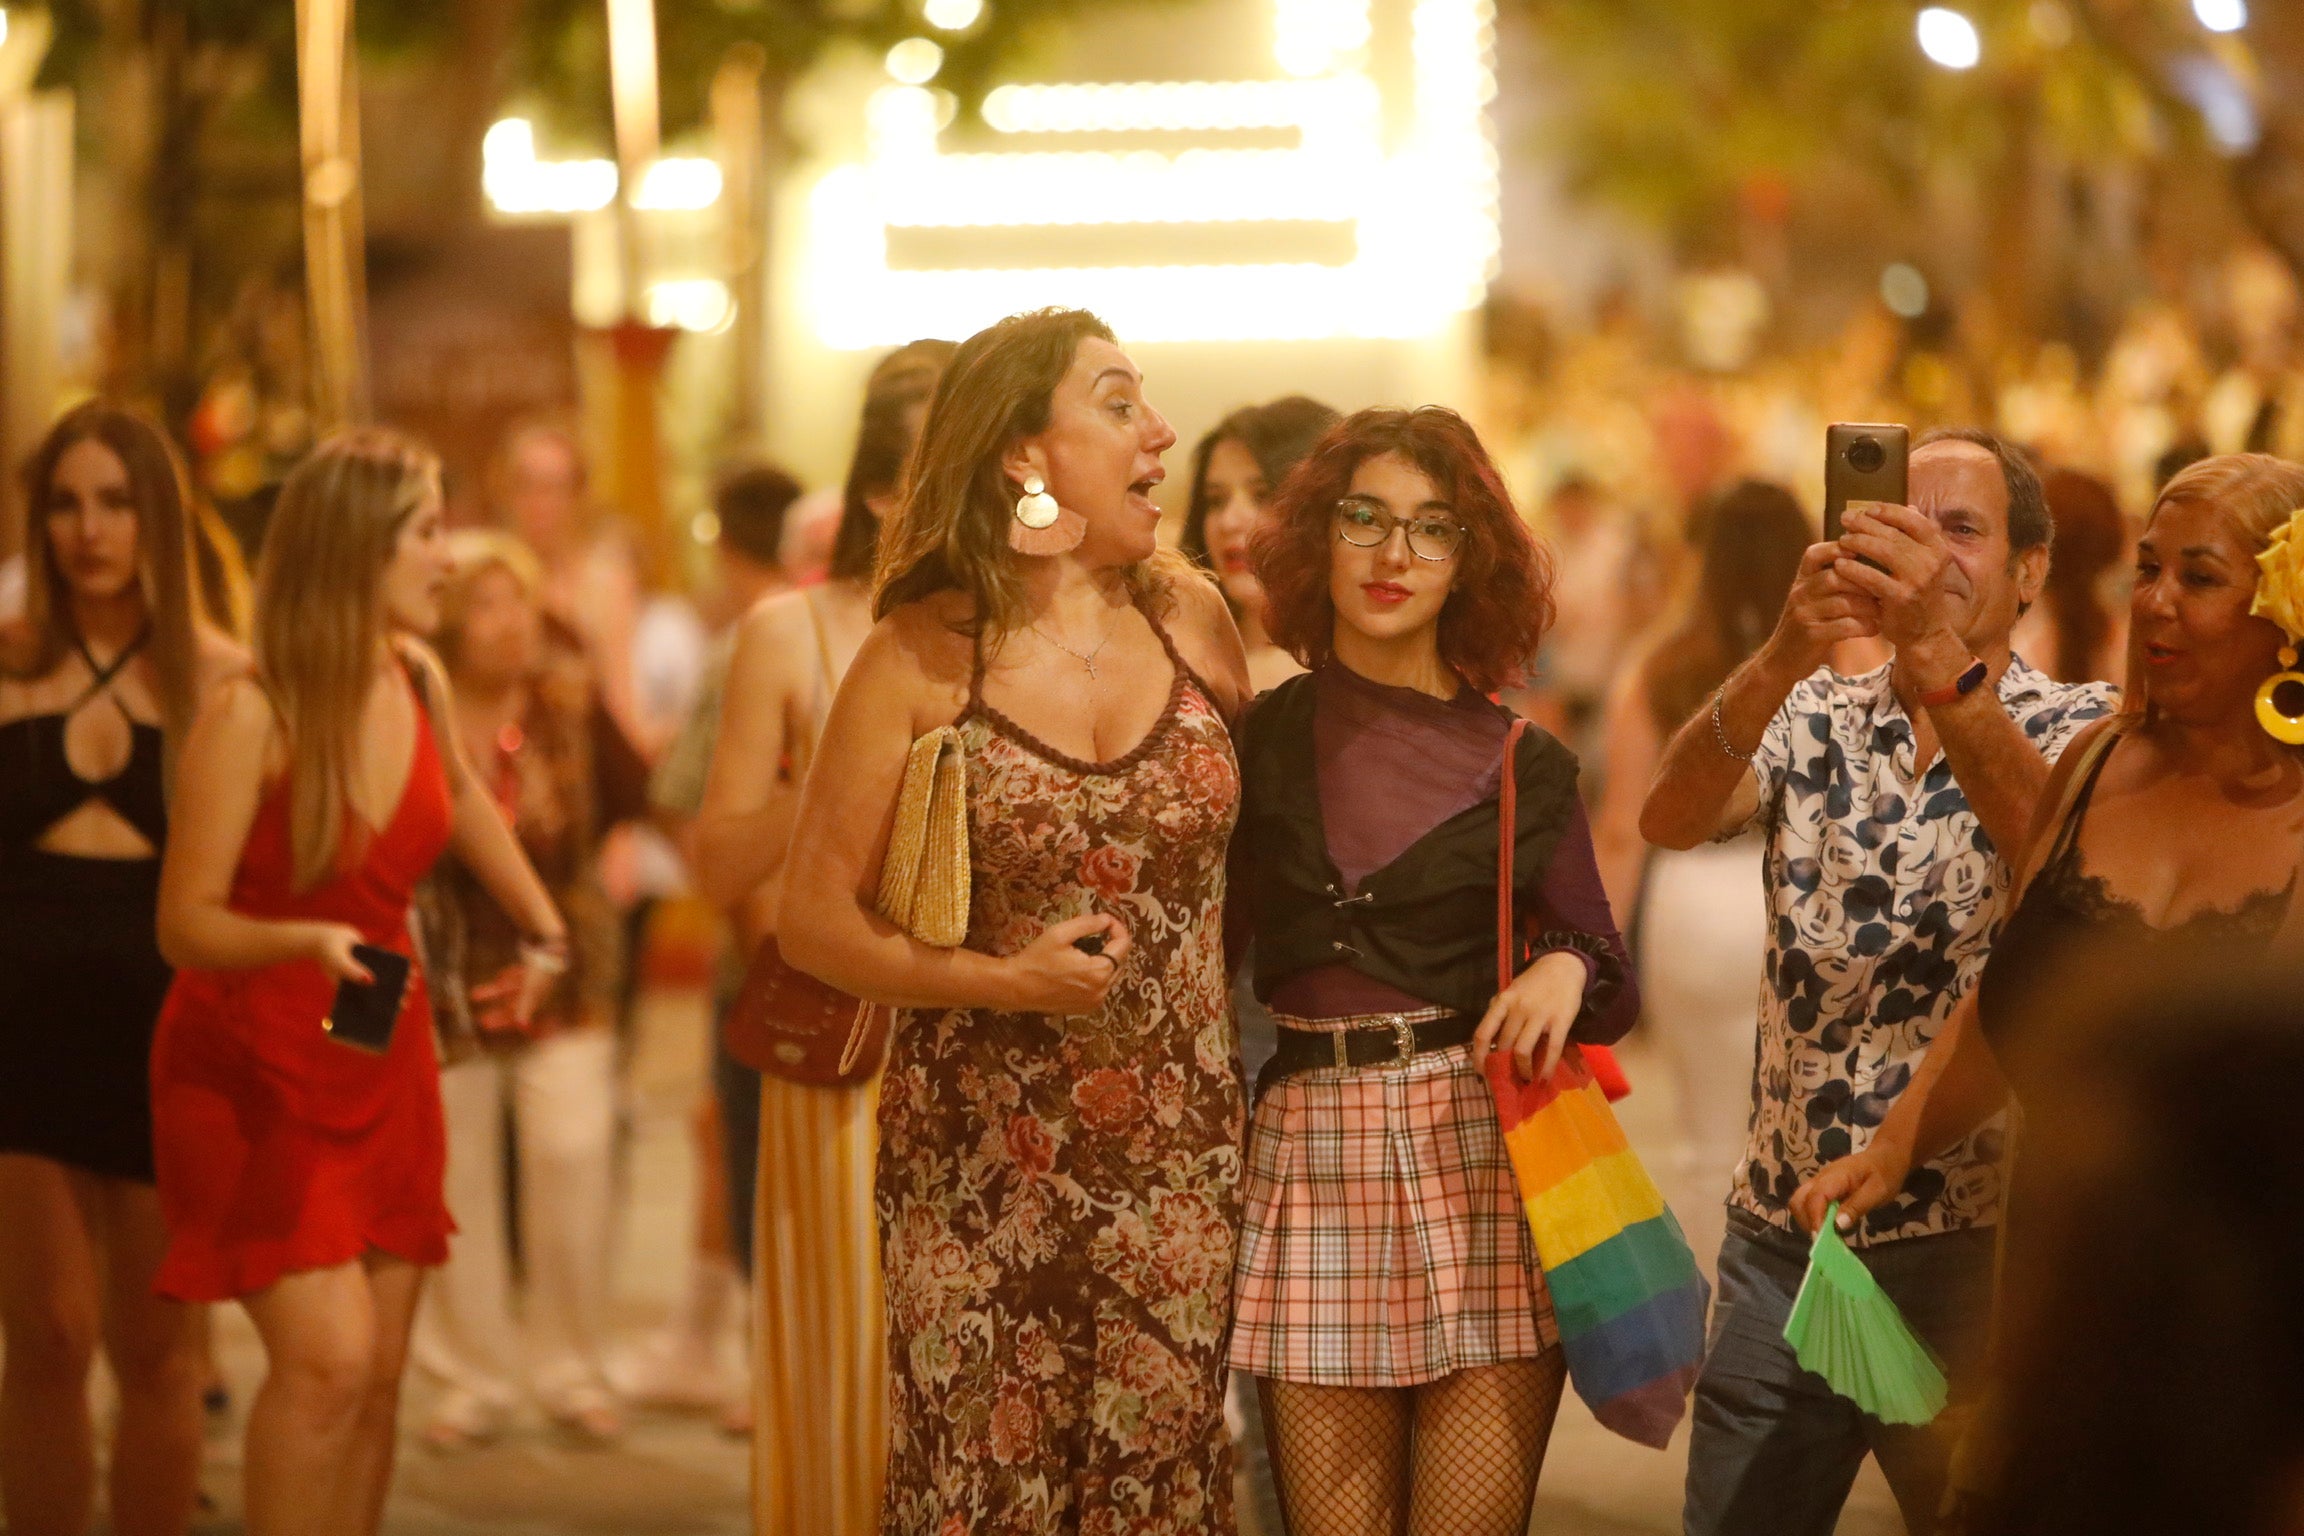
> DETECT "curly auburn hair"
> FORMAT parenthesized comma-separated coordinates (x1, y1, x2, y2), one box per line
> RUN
(1249, 406, 1553, 694)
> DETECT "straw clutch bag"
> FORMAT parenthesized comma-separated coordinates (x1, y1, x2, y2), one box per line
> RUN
(724, 727, 971, 1086)
(874, 726, 971, 947)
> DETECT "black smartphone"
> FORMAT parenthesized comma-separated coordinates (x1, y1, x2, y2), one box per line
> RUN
(1824, 422, 1910, 547)
(1073, 932, 1107, 957)
(323, 944, 411, 1055)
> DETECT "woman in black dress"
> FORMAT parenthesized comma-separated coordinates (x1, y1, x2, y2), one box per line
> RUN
(0, 404, 244, 1536)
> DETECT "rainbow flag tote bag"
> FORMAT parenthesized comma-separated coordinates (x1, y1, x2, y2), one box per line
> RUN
(1484, 719, 1710, 1448)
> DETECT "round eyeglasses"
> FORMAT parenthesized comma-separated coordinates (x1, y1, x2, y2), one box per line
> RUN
(1332, 500, 1464, 562)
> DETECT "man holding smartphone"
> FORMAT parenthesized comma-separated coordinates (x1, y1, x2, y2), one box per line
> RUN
(1640, 428, 2115, 1535)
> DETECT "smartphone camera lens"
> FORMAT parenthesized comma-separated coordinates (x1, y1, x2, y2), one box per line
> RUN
(1845, 436, 1886, 474)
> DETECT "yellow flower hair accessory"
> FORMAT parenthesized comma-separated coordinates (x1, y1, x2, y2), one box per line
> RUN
(2252, 508, 2304, 642)
(2252, 507, 2304, 744)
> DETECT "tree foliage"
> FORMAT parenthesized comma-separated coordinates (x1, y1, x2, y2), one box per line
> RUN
(1517, 0, 2176, 250)
(31, 0, 1144, 405)
(40, 0, 1113, 149)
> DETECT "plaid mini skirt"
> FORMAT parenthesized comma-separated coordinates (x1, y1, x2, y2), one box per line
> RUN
(1227, 1008, 1559, 1388)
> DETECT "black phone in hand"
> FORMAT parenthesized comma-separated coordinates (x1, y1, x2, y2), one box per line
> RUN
(1824, 422, 1909, 566)
(324, 945, 410, 1055)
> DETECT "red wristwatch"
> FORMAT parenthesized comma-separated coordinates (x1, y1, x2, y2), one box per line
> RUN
(1917, 658, 1989, 709)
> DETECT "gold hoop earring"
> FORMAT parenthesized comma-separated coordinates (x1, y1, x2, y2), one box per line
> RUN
(2257, 644, 2304, 745)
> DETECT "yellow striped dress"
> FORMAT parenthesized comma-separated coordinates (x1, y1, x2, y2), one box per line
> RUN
(753, 1072, 884, 1534)
(752, 587, 885, 1536)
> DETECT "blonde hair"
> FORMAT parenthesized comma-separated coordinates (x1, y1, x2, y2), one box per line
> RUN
(254, 429, 442, 891)
(873, 308, 1183, 637)
(16, 402, 208, 748)
(2127, 452, 2304, 720)
(436, 528, 543, 671)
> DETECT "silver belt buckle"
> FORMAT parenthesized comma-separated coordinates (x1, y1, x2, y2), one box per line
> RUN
(1328, 1015, 1421, 1071)
(1386, 1014, 1418, 1071)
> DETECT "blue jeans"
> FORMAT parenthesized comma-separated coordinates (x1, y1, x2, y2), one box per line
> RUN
(1683, 1210, 1996, 1536)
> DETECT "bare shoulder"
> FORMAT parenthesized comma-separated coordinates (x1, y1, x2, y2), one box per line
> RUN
(2052, 711, 2126, 774)
(861, 593, 975, 727)
(2064, 710, 2147, 792)
(390, 634, 453, 698)
(1161, 563, 1251, 715)
(728, 586, 818, 684)
(740, 585, 819, 645)
(194, 625, 253, 692)
(201, 673, 284, 751)
(1166, 562, 1232, 632)
(0, 616, 34, 678)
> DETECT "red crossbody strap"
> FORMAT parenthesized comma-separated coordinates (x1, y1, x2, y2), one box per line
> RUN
(1498, 718, 1529, 994)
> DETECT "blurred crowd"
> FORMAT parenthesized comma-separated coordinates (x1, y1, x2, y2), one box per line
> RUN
(10, 256, 2304, 1536)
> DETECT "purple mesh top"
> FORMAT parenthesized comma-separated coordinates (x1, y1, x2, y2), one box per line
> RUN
(1266, 663, 1628, 1027)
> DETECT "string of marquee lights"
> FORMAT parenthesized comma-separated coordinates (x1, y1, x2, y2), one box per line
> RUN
(805, 0, 1503, 347)
(481, 118, 722, 216)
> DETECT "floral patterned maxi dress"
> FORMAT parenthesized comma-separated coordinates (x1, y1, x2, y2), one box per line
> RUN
(878, 629, 1244, 1536)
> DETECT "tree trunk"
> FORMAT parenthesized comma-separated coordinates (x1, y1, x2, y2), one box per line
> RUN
(711, 44, 767, 446)
(296, 0, 371, 429)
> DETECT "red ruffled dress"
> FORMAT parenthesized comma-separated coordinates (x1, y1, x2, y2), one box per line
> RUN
(150, 701, 456, 1302)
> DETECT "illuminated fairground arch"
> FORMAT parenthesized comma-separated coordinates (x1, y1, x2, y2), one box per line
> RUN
(800, 0, 1501, 348)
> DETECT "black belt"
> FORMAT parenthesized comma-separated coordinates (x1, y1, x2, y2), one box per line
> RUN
(1261, 1013, 1475, 1090)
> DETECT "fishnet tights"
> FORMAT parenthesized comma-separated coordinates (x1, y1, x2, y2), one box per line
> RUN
(1256, 1353, 1568, 1536)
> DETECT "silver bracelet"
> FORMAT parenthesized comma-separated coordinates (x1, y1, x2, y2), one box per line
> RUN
(1711, 688, 1757, 764)
(518, 939, 571, 976)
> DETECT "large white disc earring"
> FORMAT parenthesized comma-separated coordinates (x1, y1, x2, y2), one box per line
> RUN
(1014, 474, 1061, 530)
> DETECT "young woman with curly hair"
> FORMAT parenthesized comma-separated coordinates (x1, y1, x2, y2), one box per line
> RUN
(1228, 406, 1640, 1535)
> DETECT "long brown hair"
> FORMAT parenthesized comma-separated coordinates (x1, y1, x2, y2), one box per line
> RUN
(1642, 479, 1810, 734)
(254, 429, 442, 891)
(872, 309, 1183, 635)
(16, 402, 208, 746)
(832, 339, 957, 583)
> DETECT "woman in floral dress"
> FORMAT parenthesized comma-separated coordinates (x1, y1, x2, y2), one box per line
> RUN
(777, 308, 1253, 1534)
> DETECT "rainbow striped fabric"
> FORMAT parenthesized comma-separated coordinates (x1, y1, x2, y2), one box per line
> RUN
(1484, 1042, 1710, 1448)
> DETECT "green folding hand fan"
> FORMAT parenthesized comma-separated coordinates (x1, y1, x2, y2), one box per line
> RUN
(1781, 1204, 1950, 1425)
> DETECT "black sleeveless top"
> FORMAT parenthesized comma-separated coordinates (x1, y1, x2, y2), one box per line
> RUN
(0, 634, 168, 856)
(0, 632, 174, 1183)
(1977, 731, 2294, 1055)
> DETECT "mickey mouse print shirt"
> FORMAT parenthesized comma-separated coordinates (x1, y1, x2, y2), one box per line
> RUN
(1720, 658, 2114, 1248)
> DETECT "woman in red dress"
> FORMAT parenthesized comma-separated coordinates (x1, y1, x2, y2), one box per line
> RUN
(152, 430, 565, 1536)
